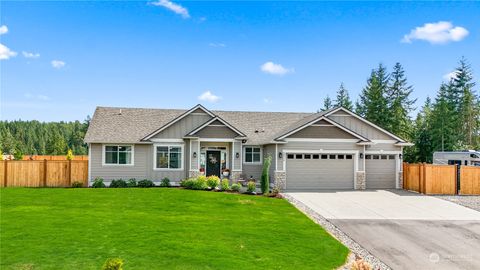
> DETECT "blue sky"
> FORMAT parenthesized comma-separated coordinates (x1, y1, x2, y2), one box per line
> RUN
(1, 1, 479, 121)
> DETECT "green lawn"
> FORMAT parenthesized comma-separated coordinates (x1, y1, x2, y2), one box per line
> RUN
(0, 188, 348, 270)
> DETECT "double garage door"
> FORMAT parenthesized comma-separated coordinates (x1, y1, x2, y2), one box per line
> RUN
(286, 153, 354, 190)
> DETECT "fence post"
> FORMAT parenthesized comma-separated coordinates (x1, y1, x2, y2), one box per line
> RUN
(68, 159, 72, 187)
(3, 160, 8, 187)
(43, 159, 48, 187)
(421, 163, 426, 194)
(456, 164, 461, 195)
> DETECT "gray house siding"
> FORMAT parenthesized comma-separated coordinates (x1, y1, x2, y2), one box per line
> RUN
(194, 126, 238, 138)
(287, 125, 357, 139)
(368, 143, 400, 151)
(328, 111, 392, 140)
(152, 114, 211, 139)
(90, 143, 149, 182)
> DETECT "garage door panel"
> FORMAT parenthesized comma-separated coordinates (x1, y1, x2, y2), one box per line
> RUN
(366, 155, 396, 189)
(286, 154, 354, 190)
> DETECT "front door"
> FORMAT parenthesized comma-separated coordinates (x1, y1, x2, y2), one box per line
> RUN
(206, 151, 221, 177)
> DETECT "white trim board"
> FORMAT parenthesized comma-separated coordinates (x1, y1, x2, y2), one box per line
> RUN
(283, 138, 360, 143)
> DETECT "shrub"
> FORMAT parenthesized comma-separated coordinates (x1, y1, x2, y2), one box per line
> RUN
(261, 155, 272, 194)
(247, 181, 256, 193)
(138, 179, 155, 188)
(192, 176, 208, 190)
(66, 149, 74, 161)
(92, 178, 106, 188)
(180, 178, 195, 189)
(350, 259, 372, 270)
(206, 175, 221, 189)
(110, 179, 127, 188)
(102, 258, 124, 270)
(126, 178, 137, 187)
(71, 181, 83, 188)
(160, 177, 171, 187)
(231, 183, 241, 192)
(221, 178, 230, 191)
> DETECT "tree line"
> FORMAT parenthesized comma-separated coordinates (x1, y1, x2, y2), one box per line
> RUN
(1, 57, 478, 162)
(0, 118, 90, 159)
(320, 57, 479, 163)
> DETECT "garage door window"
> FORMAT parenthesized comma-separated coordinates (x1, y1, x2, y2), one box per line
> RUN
(287, 154, 294, 159)
(365, 155, 372, 159)
(373, 155, 380, 160)
(388, 155, 395, 160)
(338, 154, 345, 159)
(295, 154, 303, 159)
(321, 155, 328, 159)
(313, 154, 319, 159)
(346, 155, 353, 159)
(329, 155, 336, 159)
(304, 154, 311, 159)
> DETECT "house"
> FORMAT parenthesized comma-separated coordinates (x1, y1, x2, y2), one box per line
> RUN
(84, 104, 412, 190)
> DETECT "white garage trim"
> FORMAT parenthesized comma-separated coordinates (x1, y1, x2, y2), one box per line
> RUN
(365, 150, 401, 189)
(282, 149, 359, 189)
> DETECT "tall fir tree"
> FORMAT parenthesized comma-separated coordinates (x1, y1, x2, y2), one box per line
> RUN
(429, 83, 458, 152)
(334, 83, 353, 110)
(387, 62, 416, 139)
(321, 95, 333, 111)
(408, 97, 434, 163)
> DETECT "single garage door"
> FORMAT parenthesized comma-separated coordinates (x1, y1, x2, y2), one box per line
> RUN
(286, 153, 354, 190)
(365, 154, 397, 189)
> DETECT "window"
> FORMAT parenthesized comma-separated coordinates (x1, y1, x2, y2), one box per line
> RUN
(338, 155, 345, 159)
(155, 145, 183, 169)
(365, 155, 372, 160)
(104, 145, 133, 165)
(388, 155, 395, 160)
(295, 154, 303, 159)
(329, 154, 336, 159)
(287, 154, 294, 159)
(304, 154, 311, 159)
(313, 154, 320, 159)
(321, 154, 328, 159)
(244, 147, 261, 163)
(381, 155, 388, 160)
(346, 155, 353, 159)
(373, 155, 380, 160)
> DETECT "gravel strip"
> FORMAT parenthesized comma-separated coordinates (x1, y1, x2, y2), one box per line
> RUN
(434, 195, 480, 212)
(281, 193, 391, 270)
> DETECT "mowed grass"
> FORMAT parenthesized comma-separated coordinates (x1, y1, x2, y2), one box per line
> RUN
(0, 188, 348, 270)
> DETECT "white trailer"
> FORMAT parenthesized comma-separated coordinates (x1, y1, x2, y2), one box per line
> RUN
(433, 150, 480, 166)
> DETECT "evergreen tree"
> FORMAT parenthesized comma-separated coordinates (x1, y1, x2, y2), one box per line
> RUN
(334, 83, 353, 110)
(321, 95, 333, 111)
(429, 83, 458, 152)
(387, 63, 416, 139)
(409, 97, 434, 162)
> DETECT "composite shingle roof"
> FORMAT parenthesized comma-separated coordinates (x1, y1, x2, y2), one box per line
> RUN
(84, 106, 313, 145)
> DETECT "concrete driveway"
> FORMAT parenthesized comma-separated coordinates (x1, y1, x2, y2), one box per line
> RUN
(287, 190, 480, 270)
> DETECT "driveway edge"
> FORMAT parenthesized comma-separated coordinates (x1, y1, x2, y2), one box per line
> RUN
(282, 193, 391, 270)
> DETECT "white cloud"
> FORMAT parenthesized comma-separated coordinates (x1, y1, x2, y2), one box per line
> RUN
(0, 43, 17, 60)
(198, 90, 221, 103)
(443, 71, 459, 82)
(263, 98, 272, 104)
(22, 51, 40, 59)
(209, 42, 226, 48)
(260, 61, 294, 75)
(51, 60, 66, 69)
(151, 0, 190, 18)
(24, 93, 51, 101)
(0, 25, 8, 35)
(402, 21, 469, 44)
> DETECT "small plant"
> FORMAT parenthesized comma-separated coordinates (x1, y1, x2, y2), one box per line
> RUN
(180, 178, 195, 189)
(71, 181, 83, 188)
(221, 178, 230, 191)
(126, 178, 137, 187)
(137, 179, 155, 188)
(261, 155, 272, 194)
(110, 179, 127, 188)
(246, 181, 256, 193)
(160, 177, 171, 187)
(66, 149, 74, 161)
(192, 176, 208, 190)
(206, 175, 221, 189)
(350, 259, 372, 270)
(102, 258, 124, 270)
(92, 178, 106, 188)
(231, 183, 241, 192)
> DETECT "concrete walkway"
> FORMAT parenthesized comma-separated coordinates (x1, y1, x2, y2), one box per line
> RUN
(286, 190, 480, 270)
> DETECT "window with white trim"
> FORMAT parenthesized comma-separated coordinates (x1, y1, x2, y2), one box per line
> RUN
(156, 145, 183, 169)
(104, 145, 133, 165)
(244, 147, 261, 163)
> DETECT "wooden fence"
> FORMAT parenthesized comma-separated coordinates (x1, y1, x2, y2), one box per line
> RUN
(403, 163, 480, 195)
(0, 160, 88, 187)
(22, 155, 88, 161)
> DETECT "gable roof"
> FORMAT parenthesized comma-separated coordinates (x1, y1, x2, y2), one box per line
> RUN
(142, 104, 215, 141)
(186, 116, 247, 138)
(324, 107, 406, 142)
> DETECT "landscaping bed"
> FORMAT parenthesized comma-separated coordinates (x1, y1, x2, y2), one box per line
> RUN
(0, 188, 348, 269)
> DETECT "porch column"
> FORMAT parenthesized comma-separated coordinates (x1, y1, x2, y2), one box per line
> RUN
(231, 140, 242, 181)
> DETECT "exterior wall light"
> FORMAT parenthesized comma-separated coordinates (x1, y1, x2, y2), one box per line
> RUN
(359, 153, 364, 159)
(193, 152, 197, 158)
(279, 152, 283, 159)
(236, 152, 240, 158)
(399, 154, 403, 159)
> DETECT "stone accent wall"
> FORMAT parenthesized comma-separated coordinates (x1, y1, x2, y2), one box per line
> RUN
(231, 171, 242, 182)
(355, 171, 366, 190)
(274, 171, 286, 191)
(398, 171, 403, 189)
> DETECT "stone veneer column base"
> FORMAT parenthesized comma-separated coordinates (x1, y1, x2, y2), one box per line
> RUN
(274, 171, 286, 191)
(231, 171, 242, 182)
(398, 171, 403, 189)
(355, 171, 366, 190)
